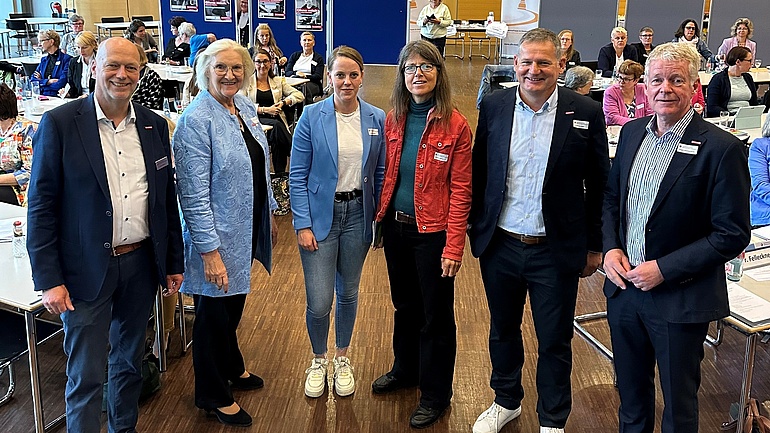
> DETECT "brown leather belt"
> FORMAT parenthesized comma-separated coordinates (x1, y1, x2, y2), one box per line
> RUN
(394, 210, 417, 225)
(500, 229, 547, 245)
(111, 241, 145, 256)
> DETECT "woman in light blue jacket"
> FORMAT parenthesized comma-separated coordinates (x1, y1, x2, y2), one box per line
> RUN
(173, 39, 277, 428)
(289, 46, 385, 399)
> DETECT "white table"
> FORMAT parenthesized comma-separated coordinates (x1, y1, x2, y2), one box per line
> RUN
(0, 203, 65, 433)
(20, 97, 69, 122)
(94, 21, 162, 50)
(147, 63, 192, 83)
(285, 76, 309, 87)
(699, 68, 770, 86)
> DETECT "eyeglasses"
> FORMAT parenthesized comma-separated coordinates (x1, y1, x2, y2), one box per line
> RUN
(404, 63, 435, 74)
(212, 63, 245, 76)
(616, 75, 636, 83)
(39, 38, 51, 42)
(254, 59, 271, 65)
(72, 22, 84, 26)
(639, 34, 653, 38)
(685, 26, 696, 30)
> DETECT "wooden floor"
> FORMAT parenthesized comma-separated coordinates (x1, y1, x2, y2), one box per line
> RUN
(1, 51, 769, 433)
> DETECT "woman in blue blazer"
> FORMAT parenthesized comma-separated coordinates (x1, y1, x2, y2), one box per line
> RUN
(289, 46, 385, 399)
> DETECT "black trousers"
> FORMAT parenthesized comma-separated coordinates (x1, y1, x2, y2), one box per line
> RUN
(191, 293, 247, 410)
(258, 115, 292, 174)
(382, 216, 456, 410)
(607, 286, 709, 433)
(478, 230, 579, 428)
(421, 35, 447, 56)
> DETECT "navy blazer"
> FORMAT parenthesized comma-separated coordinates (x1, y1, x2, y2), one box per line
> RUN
(27, 95, 185, 301)
(289, 96, 386, 243)
(469, 87, 610, 273)
(705, 69, 758, 118)
(597, 44, 639, 77)
(65, 56, 95, 98)
(602, 115, 751, 323)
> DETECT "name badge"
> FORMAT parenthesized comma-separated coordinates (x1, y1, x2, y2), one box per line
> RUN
(568, 61, 576, 66)
(55, 61, 61, 66)
(250, 116, 261, 126)
(636, 103, 644, 110)
(434, 152, 449, 162)
(368, 128, 379, 136)
(677, 143, 699, 155)
(311, 60, 317, 66)
(573, 120, 589, 129)
(155, 156, 169, 170)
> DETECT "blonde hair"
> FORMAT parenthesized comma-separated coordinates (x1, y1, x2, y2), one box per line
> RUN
(730, 18, 753, 38)
(134, 42, 148, 67)
(39, 29, 60, 47)
(75, 31, 97, 51)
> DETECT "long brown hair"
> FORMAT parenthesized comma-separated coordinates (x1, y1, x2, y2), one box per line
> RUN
(390, 40, 453, 124)
(558, 29, 575, 62)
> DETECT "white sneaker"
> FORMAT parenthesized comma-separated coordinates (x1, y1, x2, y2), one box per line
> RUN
(472, 402, 522, 433)
(540, 427, 565, 433)
(333, 356, 355, 396)
(304, 358, 328, 398)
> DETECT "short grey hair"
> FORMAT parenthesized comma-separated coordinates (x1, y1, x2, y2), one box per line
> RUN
(762, 113, 770, 138)
(564, 66, 594, 90)
(645, 42, 700, 82)
(69, 13, 84, 24)
(195, 39, 255, 92)
(611, 27, 628, 37)
(178, 22, 197, 38)
(519, 28, 562, 60)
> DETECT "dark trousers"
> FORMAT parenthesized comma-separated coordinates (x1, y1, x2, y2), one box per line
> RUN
(478, 231, 579, 428)
(607, 287, 709, 433)
(382, 217, 456, 410)
(192, 294, 247, 410)
(258, 115, 292, 174)
(421, 35, 447, 56)
(61, 245, 157, 433)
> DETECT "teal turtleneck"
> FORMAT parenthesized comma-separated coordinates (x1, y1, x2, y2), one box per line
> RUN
(393, 97, 434, 216)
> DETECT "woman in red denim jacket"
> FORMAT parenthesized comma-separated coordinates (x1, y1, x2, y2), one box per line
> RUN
(370, 40, 472, 429)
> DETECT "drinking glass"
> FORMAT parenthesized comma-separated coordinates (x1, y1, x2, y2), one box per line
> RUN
(174, 99, 184, 114)
(595, 69, 603, 79)
(719, 110, 730, 127)
(755, 59, 762, 69)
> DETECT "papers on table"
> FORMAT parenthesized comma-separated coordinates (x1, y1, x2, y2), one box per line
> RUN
(727, 282, 770, 326)
(753, 225, 770, 241)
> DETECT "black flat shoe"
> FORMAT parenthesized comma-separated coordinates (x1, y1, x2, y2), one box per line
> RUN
(231, 372, 264, 390)
(206, 407, 253, 427)
(409, 404, 447, 429)
(371, 373, 418, 394)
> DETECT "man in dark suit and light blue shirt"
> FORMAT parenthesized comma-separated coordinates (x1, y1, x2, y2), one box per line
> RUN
(469, 28, 609, 433)
(602, 42, 751, 433)
(27, 37, 185, 433)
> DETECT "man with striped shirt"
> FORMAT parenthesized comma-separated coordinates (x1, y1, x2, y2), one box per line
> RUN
(602, 42, 751, 433)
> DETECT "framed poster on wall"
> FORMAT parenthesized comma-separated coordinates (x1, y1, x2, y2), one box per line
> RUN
(259, 0, 286, 19)
(205, 0, 232, 22)
(171, 0, 199, 12)
(295, 0, 322, 31)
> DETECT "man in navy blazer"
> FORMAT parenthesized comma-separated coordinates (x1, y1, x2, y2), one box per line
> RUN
(469, 28, 609, 433)
(597, 27, 640, 77)
(27, 37, 184, 433)
(602, 43, 750, 433)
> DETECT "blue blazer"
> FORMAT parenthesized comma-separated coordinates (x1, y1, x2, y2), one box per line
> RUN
(289, 96, 386, 243)
(31, 49, 72, 96)
(602, 114, 750, 322)
(469, 87, 610, 273)
(27, 95, 185, 301)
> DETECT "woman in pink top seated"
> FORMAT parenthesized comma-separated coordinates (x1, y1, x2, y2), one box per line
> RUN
(602, 60, 652, 126)
(717, 18, 756, 61)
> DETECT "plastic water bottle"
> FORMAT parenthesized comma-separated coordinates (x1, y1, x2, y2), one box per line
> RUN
(163, 98, 171, 118)
(486, 11, 494, 27)
(726, 252, 745, 281)
(12, 221, 25, 258)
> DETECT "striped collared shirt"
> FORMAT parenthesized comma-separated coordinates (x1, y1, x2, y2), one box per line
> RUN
(625, 109, 695, 266)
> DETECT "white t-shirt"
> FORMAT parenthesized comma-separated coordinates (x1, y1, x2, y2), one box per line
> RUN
(294, 53, 314, 74)
(335, 106, 363, 192)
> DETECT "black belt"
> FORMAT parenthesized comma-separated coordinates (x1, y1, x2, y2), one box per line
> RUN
(334, 190, 362, 201)
(499, 229, 547, 245)
(394, 211, 417, 225)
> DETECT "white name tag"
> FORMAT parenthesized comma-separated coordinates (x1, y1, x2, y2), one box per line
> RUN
(636, 103, 644, 110)
(250, 116, 261, 126)
(368, 128, 379, 136)
(677, 143, 699, 155)
(573, 120, 589, 129)
(311, 60, 317, 66)
(434, 152, 448, 162)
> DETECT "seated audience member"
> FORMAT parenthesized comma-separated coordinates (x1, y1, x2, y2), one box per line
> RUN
(672, 19, 713, 62)
(31, 30, 72, 96)
(598, 27, 639, 77)
(706, 46, 757, 117)
(692, 83, 705, 115)
(558, 29, 581, 78)
(61, 14, 84, 56)
(131, 43, 164, 111)
(64, 31, 97, 98)
(186, 22, 217, 67)
(749, 116, 770, 227)
(285, 32, 325, 99)
(564, 66, 594, 95)
(630, 26, 654, 66)
(162, 16, 190, 65)
(252, 49, 303, 174)
(718, 18, 757, 61)
(603, 60, 652, 126)
(0, 61, 23, 76)
(125, 19, 159, 63)
(254, 24, 287, 73)
(0, 83, 35, 206)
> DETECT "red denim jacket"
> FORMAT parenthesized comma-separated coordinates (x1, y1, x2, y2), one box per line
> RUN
(376, 107, 472, 261)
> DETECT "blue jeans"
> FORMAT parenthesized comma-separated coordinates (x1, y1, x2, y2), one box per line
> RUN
(60, 245, 157, 433)
(299, 198, 369, 355)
